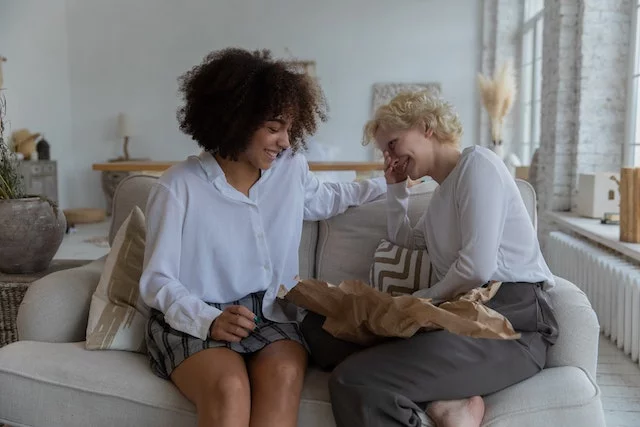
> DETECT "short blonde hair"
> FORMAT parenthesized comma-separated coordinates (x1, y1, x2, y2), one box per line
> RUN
(363, 90, 463, 146)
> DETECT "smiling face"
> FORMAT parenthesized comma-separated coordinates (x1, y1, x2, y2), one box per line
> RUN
(363, 91, 463, 180)
(240, 118, 292, 170)
(375, 125, 435, 180)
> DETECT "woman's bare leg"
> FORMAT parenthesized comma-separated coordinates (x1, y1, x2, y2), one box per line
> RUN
(247, 340, 308, 427)
(171, 348, 251, 427)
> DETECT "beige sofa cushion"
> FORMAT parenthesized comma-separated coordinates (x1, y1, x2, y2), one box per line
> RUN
(86, 207, 149, 353)
(17, 257, 106, 343)
(316, 181, 437, 285)
(299, 220, 318, 280)
(109, 174, 159, 245)
(0, 340, 604, 427)
(0, 341, 335, 427)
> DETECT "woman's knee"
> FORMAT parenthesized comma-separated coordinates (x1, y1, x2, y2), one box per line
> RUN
(198, 371, 250, 408)
(250, 340, 307, 389)
(328, 358, 368, 396)
(264, 357, 305, 388)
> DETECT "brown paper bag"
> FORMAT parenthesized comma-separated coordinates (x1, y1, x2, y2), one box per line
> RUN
(278, 279, 520, 345)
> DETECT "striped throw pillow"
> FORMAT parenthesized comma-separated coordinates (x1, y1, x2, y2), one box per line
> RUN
(369, 239, 437, 296)
(85, 206, 150, 353)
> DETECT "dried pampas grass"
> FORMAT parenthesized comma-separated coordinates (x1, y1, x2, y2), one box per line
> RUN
(477, 59, 516, 145)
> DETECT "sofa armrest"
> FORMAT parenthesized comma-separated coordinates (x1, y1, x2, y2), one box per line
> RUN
(17, 257, 106, 343)
(546, 276, 600, 378)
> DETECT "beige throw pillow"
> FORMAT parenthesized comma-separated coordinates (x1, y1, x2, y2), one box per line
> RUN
(369, 239, 437, 296)
(86, 206, 149, 353)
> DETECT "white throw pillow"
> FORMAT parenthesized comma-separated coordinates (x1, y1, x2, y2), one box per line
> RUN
(86, 206, 149, 353)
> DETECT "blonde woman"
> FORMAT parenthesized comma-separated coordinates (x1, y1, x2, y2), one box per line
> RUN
(302, 90, 559, 427)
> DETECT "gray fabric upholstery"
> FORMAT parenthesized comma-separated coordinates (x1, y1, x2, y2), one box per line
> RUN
(545, 276, 600, 377)
(0, 341, 335, 427)
(109, 174, 159, 246)
(515, 178, 537, 229)
(0, 341, 603, 427)
(481, 366, 604, 427)
(17, 257, 106, 343)
(299, 221, 318, 280)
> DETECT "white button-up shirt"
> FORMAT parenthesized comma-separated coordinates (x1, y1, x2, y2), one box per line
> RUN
(139, 151, 386, 340)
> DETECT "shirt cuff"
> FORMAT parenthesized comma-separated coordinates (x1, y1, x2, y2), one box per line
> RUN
(412, 286, 444, 305)
(386, 180, 409, 200)
(372, 176, 387, 191)
(165, 301, 223, 341)
(196, 304, 224, 340)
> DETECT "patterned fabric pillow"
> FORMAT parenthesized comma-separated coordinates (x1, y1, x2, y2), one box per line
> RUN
(86, 206, 150, 353)
(369, 239, 437, 296)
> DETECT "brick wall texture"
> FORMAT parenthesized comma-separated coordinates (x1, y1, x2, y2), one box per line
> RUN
(482, 0, 633, 250)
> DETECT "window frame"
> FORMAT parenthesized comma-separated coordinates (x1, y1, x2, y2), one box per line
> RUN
(518, 1, 544, 165)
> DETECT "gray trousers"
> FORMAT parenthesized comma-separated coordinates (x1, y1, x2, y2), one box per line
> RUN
(300, 282, 559, 427)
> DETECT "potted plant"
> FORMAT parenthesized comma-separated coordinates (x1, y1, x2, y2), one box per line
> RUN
(0, 92, 66, 274)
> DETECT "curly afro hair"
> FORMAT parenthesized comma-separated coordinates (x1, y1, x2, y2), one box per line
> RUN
(177, 48, 328, 160)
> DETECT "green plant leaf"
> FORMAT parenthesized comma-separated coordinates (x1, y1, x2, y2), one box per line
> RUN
(0, 93, 25, 200)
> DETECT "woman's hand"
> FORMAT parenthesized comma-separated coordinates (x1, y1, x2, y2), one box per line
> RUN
(384, 151, 409, 185)
(209, 305, 258, 342)
(407, 178, 421, 188)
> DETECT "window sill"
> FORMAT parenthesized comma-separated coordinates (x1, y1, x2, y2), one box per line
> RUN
(545, 211, 640, 263)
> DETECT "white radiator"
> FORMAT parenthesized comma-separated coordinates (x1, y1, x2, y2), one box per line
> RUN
(547, 231, 640, 366)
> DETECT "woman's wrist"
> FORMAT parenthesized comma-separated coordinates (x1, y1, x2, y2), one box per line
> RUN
(386, 180, 410, 199)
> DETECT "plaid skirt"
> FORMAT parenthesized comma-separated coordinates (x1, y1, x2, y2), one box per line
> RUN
(146, 291, 307, 380)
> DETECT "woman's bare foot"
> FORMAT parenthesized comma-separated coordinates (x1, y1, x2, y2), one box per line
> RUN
(426, 396, 485, 427)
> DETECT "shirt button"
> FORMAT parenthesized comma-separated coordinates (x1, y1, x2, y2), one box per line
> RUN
(257, 232, 264, 239)
(264, 264, 270, 271)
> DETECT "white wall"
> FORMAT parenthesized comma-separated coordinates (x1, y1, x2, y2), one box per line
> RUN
(0, 0, 73, 207)
(7, 0, 481, 209)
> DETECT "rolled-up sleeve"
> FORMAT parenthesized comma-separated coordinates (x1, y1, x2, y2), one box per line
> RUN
(300, 155, 387, 221)
(386, 180, 427, 250)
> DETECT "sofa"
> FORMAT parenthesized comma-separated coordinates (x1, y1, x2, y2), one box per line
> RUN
(0, 174, 606, 427)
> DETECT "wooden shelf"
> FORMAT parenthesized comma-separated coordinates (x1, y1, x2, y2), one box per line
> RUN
(92, 160, 384, 173)
(92, 161, 175, 172)
(546, 211, 640, 263)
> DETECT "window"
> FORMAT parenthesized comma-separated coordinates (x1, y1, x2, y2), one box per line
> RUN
(519, 0, 544, 164)
(625, 0, 640, 167)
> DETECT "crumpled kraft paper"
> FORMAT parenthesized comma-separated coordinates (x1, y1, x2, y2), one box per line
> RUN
(277, 279, 520, 345)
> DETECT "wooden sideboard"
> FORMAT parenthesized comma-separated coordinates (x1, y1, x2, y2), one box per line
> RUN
(92, 160, 384, 173)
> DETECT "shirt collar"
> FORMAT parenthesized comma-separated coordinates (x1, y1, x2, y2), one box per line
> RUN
(196, 150, 225, 183)
(195, 148, 287, 183)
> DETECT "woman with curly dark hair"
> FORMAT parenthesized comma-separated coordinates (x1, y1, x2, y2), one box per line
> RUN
(139, 47, 386, 427)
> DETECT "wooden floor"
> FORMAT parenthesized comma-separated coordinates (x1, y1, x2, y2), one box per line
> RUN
(598, 337, 640, 426)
